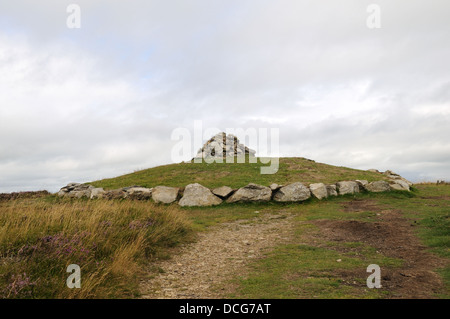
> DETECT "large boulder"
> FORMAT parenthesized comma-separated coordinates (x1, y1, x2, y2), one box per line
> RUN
(227, 183, 272, 203)
(273, 182, 311, 202)
(326, 184, 338, 197)
(211, 186, 234, 199)
(309, 183, 328, 200)
(90, 188, 105, 199)
(58, 183, 78, 196)
(152, 186, 179, 204)
(125, 187, 153, 200)
(104, 189, 127, 200)
(68, 190, 92, 199)
(60, 183, 81, 192)
(269, 183, 281, 191)
(179, 183, 222, 207)
(336, 181, 360, 195)
(389, 179, 410, 191)
(364, 180, 391, 193)
(58, 190, 68, 197)
(383, 170, 413, 186)
(58, 183, 94, 198)
(355, 180, 369, 188)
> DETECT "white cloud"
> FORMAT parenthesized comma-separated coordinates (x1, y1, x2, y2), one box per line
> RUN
(0, 34, 171, 192)
(1, 1, 450, 192)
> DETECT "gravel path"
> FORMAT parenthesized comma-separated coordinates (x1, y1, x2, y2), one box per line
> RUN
(140, 213, 295, 299)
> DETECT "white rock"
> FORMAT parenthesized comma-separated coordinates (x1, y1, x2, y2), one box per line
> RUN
(61, 184, 94, 198)
(273, 182, 311, 202)
(211, 186, 234, 198)
(336, 181, 360, 195)
(126, 187, 152, 200)
(383, 170, 413, 186)
(355, 180, 369, 187)
(364, 181, 391, 193)
(179, 183, 222, 207)
(389, 179, 410, 191)
(67, 183, 81, 188)
(58, 190, 68, 197)
(269, 183, 281, 191)
(227, 183, 272, 203)
(67, 190, 91, 198)
(90, 188, 105, 199)
(152, 186, 179, 204)
(309, 183, 328, 200)
(326, 185, 338, 197)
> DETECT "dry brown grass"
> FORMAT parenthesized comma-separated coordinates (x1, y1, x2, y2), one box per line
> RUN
(0, 197, 192, 298)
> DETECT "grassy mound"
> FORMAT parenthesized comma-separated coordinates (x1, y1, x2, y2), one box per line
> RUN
(91, 157, 387, 190)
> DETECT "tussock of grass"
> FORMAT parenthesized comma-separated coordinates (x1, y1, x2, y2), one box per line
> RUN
(0, 198, 192, 298)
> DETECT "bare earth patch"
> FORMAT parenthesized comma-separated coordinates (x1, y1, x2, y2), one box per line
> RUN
(140, 213, 295, 299)
(307, 205, 448, 298)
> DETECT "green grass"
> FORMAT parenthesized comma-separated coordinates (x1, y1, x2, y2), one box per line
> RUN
(182, 202, 278, 231)
(228, 243, 401, 299)
(90, 157, 388, 190)
(224, 185, 449, 299)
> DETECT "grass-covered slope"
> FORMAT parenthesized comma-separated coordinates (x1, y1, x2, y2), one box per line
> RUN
(91, 157, 388, 190)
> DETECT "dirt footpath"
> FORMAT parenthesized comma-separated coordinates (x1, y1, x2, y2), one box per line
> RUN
(140, 213, 295, 299)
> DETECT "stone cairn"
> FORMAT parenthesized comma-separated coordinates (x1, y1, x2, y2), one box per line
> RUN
(194, 132, 256, 160)
(58, 170, 412, 207)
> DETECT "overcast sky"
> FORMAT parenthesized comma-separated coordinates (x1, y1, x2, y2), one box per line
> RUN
(1, 0, 449, 193)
